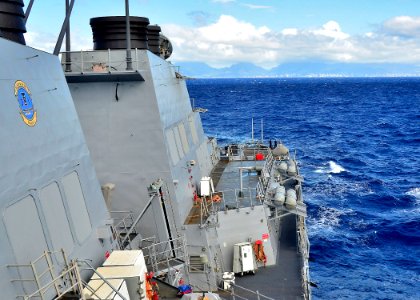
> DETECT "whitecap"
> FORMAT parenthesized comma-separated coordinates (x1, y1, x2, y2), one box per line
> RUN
(308, 206, 354, 234)
(313, 161, 346, 174)
(405, 187, 420, 200)
(328, 161, 346, 174)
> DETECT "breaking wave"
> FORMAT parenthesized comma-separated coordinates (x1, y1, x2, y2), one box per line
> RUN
(314, 161, 346, 174)
(406, 187, 420, 200)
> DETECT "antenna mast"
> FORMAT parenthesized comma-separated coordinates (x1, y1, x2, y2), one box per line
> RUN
(251, 118, 254, 143)
(125, 0, 133, 70)
(261, 119, 264, 143)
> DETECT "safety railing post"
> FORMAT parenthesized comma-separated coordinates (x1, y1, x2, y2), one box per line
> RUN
(135, 48, 139, 70)
(61, 248, 77, 295)
(108, 48, 111, 72)
(73, 261, 86, 300)
(249, 188, 253, 207)
(44, 250, 61, 297)
(30, 260, 45, 300)
(80, 50, 84, 73)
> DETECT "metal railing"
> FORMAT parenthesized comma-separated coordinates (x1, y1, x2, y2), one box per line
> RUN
(209, 187, 264, 212)
(111, 193, 158, 250)
(8, 250, 84, 300)
(230, 284, 276, 300)
(297, 215, 311, 300)
(60, 49, 147, 73)
(142, 235, 190, 286)
(186, 266, 276, 300)
(110, 210, 138, 250)
(77, 260, 129, 300)
(208, 137, 220, 166)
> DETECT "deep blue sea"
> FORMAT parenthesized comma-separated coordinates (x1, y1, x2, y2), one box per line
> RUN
(187, 78, 420, 299)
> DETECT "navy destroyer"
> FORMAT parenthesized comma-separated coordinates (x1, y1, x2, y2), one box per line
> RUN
(0, 0, 310, 299)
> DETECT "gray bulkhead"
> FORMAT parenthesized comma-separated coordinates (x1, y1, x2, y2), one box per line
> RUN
(0, 38, 115, 299)
(66, 49, 217, 245)
(216, 206, 277, 270)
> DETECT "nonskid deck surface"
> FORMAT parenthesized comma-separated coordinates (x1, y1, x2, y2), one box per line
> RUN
(232, 214, 303, 300)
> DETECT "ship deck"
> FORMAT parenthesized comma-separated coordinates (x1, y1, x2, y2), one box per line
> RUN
(231, 213, 304, 300)
(183, 152, 306, 299)
(184, 159, 264, 225)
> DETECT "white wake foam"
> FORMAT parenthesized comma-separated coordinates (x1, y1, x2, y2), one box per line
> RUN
(309, 206, 354, 234)
(314, 161, 346, 174)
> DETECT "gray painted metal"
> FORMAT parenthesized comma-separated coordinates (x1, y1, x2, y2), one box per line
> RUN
(64, 48, 219, 290)
(65, 49, 216, 238)
(0, 37, 115, 299)
(61, 46, 310, 297)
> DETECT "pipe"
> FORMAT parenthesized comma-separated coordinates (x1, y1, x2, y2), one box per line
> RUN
(125, 0, 133, 70)
(119, 194, 157, 248)
(65, 0, 71, 72)
(24, 0, 34, 23)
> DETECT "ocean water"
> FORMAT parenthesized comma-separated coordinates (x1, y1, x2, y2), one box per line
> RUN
(187, 78, 420, 299)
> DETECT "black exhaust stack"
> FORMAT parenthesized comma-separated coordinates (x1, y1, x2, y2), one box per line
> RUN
(90, 16, 150, 50)
(147, 25, 161, 56)
(0, 0, 26, 45)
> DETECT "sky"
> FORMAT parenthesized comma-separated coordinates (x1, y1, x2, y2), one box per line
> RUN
(23, 0, 420, 68)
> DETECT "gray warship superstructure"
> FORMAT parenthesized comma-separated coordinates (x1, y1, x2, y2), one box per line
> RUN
(62, 13, 311, 299)
(0, 1, 310, 299)
(0, 1, 117, 299)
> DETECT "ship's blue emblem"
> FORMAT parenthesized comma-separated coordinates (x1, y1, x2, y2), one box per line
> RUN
(14, 80, 37, 126)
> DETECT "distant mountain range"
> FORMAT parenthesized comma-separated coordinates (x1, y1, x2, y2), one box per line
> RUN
(175, 61, 420, 78)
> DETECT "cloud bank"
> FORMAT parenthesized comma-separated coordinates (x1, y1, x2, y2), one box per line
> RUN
(24, 14, 420, 69)
(162, 15, 420, 67)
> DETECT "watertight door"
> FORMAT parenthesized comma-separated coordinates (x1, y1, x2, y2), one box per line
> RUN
(241, 244, 254, 272)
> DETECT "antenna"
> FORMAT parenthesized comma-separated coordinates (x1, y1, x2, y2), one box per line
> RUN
(251, 118, 254, 143)
(261, 119, 264, 143)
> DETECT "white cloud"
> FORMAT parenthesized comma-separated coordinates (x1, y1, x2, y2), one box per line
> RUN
(162, 15, 420, 67)
(162, 15, 279, 67)
(23, 14, 420, 68)
(243, 3, 273, 10)
(197, 15, 270, 43)
(25, 32, 56, 52)
(382, 16, 420, 37)
(282, 28, 298, 36)
(312, 21, 349, 40)
(212, 0, 235, 3)
(25, 29, 92, 53)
